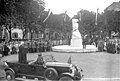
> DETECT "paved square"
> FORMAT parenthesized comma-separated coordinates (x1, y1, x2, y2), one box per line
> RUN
(1, 52, 120, 81)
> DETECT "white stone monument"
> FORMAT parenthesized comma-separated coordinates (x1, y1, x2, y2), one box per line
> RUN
(70, 18, 83, 47)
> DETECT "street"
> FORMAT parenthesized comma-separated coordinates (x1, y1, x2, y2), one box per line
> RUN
(1, 52, 120, 81)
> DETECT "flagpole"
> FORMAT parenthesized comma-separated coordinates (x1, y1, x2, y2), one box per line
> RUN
(64, 10, 67, 22)
(95, 8, 99, 26)
(43, 9, 51, 23)
(93, 8, 99, 45)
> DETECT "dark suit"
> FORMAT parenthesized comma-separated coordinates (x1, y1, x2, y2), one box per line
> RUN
(2, 44, 9, 56)
(18, 44, 27, 63)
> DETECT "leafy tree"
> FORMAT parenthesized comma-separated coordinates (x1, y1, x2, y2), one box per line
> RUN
(44, 13, 72, 40)
(76, 10, 96, 35)
(77, 10, 105, 35)
(105, 10, 120, 33)
(0, 0, 45, 39)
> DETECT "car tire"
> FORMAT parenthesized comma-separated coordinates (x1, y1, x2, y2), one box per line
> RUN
(6, 70, 15, 81)
(59, 76, 74, 81)
(44, 68, 58, 80)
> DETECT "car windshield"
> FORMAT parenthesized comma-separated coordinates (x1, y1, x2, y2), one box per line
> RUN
(42, 55, 56, 63)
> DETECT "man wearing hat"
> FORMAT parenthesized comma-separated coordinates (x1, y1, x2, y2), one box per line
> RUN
(35, 53, 44, 65)
(19, 42, 27, 63)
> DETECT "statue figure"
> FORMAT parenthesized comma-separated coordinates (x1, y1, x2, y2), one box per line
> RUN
(71, 18, 82, 47)
(72, 19, 82, 39)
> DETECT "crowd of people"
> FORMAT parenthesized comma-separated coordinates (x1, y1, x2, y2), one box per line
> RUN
(0, 39, 53, 57)
(106, 38, 120, 54)
(0, 41, 19, 57)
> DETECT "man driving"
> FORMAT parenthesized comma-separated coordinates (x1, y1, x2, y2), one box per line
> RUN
(35, 53, 44, 65)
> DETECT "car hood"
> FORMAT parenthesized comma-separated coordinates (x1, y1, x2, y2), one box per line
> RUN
(45, 62, 72, 67)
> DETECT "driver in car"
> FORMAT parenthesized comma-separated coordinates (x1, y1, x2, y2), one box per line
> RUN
(34, 53, 44, 65)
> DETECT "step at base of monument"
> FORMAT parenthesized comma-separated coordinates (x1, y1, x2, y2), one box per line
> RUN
(52, 45, 98, 53)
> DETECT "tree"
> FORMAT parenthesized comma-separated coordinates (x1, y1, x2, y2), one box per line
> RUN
(77, 10, 96, 35)
(0, 0, 45, 39)
(77, 10, 105, 34)
(45, 13, 72, 40)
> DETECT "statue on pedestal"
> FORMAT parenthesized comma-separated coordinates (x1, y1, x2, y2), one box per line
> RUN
(70, 18, 83, 47)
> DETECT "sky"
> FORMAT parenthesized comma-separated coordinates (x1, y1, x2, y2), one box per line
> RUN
(44, 0, 120, 17)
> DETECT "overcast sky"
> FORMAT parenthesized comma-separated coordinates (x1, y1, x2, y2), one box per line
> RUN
(45, 0, 120, 17)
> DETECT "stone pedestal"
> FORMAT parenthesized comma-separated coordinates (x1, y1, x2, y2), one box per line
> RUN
(70, 30, 82, 47)
(71, 38, 82, 47)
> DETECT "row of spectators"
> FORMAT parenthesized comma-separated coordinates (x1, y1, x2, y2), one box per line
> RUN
(106, 39, 120, 54)
(0, 40, 52, 57)
(96, 38, 120, 54)
(0, 39, 67, 57)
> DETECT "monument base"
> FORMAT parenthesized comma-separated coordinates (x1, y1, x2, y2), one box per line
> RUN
(71, 38, 82, 47)
(52, 45, 98, 53)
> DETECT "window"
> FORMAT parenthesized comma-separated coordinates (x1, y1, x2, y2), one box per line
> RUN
(12, 33, 18, 39)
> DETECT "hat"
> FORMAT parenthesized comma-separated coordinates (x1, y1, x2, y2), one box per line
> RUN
(38, 53, 42, 56)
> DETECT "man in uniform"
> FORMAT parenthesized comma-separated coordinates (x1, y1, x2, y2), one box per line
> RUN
(35, 53, 44, 65)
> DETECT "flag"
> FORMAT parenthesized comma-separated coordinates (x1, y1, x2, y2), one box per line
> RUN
(67, 56, 72, 64)
(63, 10, 67, 22)
(43, 9, 52, 23)
(95, 8, 99, 25)
(78, 11, 82, 21)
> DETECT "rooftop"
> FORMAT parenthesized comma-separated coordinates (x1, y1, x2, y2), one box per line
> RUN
(106, 1, 120, 11)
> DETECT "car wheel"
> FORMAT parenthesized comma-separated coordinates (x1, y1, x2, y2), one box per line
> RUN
(59, 76, 74, 81)
(44, 68, 58, 80)
(6, 70, 15, 81)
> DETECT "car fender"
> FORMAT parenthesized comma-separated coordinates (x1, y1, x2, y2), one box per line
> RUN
(5, 67, 15, 75)
(57, 72, 74, 80)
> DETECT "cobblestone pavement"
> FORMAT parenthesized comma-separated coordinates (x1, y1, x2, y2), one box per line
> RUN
(1, 52, 120, 81)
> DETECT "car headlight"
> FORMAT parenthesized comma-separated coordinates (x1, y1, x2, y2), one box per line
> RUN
(74, 65, 83, 72)
(3, 61, 8, 67)
(70, 65, 76, 73)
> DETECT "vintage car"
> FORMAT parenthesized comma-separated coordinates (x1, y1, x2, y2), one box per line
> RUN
(4, 55, 83, 81)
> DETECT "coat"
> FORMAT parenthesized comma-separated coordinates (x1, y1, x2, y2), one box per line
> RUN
(18, 44, 27, 63)
(0, 60, 6, 78)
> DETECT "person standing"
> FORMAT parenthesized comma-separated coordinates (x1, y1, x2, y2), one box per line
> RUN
(94, 36, 98, 47)
(2, 42, 9, 57)
(18, 43, 27, 63)
(0, 60, 7, 80)
(98, 39, 104, 52)
(4, 43, 9, 56)
(82, 35, 87, 49)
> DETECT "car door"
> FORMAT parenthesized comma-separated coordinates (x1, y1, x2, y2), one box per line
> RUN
(29, 64, 46, 77)
(18, 63, 33, 76)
